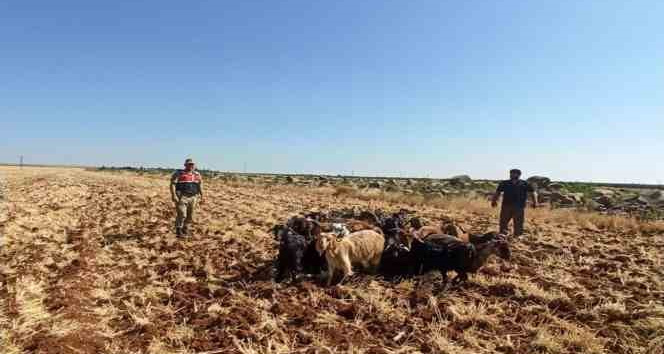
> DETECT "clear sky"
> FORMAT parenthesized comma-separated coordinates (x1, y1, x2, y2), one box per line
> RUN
(1, 1, 663, 183)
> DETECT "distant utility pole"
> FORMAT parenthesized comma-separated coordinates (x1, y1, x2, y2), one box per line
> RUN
(19, 155, 23, 169)
(243, 162, 247, 174)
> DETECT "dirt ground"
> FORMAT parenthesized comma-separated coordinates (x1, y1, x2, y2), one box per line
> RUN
(1, 167, 663, 354)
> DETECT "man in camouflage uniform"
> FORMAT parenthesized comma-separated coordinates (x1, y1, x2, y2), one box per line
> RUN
(170, 158, 204, 237)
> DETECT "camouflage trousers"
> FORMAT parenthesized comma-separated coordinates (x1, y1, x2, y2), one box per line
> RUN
(175, 194, 199, 230)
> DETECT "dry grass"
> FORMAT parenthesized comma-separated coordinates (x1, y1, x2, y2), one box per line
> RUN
(0, 166, 663, 353)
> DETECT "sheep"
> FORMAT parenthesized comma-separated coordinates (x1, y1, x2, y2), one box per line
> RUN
(315, 230, 385, 286)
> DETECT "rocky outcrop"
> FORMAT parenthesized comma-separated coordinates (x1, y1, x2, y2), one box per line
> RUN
(368, 181, 382, 189)
(450, 175, 472, 184)
(527, 176, 551, 189)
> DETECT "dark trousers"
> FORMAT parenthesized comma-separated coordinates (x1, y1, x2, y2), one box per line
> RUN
(499, 204, 525, 236)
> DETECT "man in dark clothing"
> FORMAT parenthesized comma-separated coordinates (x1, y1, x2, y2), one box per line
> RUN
(491, 169, 538, 236)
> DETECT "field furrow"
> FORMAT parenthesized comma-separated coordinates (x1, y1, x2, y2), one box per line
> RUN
(1, 167, 663, 354)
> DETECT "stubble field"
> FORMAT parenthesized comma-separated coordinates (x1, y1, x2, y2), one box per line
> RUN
(1, 167, 663, 354)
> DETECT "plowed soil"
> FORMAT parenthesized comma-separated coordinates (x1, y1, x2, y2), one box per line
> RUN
(1, 167, 663, 354)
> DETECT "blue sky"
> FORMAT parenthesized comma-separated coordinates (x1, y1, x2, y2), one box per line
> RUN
(1, 0, 662, 183)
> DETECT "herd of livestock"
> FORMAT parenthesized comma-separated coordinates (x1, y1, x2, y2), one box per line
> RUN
(270, 209, 511, 286)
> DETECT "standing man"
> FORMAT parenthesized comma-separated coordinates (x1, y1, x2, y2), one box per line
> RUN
(491, 169, 537, 236)
(171, 158, 204, 237)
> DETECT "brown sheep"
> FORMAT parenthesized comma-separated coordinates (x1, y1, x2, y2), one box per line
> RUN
(315, 230, 385, 286)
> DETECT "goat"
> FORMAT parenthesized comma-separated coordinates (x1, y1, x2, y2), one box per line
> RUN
(358, 210, 382, 226)
(466, 231, 502, 245)
(405, 236, 476, 284)
(348, 220, 383, 235)
(273, 225, 326, 283)
(441, 222, 468, 240)
(274, 226, 308, 283)
(411, 225, 443, 239)
(378, 240, 412, 278)
(315, 230, 385, 286)
(304, 211, 328, 222)
(331, 223, 351, 237)
(287, 216, 321, 242)
(411, 234, 510, 284)
(381, 214, 407, 249)
(408, 217, 424, 230)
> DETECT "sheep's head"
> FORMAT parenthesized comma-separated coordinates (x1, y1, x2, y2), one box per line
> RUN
(315, 233, 334, 255)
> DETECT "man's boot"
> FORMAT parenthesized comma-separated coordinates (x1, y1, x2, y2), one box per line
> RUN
(176, 227, 183, 237)
(182, 226, 188, 236)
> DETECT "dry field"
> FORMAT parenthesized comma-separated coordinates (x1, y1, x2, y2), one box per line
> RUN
(1, 166, 663, 354)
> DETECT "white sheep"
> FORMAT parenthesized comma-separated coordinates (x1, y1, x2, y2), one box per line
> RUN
(315, 229, 384, 286)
